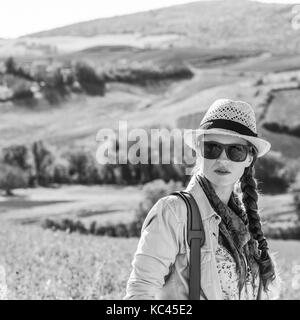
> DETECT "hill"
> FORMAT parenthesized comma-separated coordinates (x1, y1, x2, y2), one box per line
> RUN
(25, 0, 300, 54)
(1, 65, 300, 160)
(0, 0, 300, 162)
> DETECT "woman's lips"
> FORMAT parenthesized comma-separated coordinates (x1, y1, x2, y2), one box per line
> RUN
(214, 170, 231, 175)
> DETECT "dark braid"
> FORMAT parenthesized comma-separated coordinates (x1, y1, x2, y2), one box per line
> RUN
(239, 150, 276, 291)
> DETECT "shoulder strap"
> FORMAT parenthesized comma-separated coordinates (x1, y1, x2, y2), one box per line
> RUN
(170, 191, 208, 300)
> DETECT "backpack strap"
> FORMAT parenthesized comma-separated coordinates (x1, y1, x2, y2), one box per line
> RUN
(171, 191, 208, 300)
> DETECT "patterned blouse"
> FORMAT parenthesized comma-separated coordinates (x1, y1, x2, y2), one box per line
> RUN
(215, 244, 260, 300)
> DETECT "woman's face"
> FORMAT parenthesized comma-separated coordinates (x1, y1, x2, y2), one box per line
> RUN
(196, 133, 254, 187)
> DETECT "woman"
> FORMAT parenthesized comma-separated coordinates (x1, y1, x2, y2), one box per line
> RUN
(124, 99, 281, 300)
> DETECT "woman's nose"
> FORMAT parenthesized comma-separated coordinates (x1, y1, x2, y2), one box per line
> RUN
(218, 148, 229, 160)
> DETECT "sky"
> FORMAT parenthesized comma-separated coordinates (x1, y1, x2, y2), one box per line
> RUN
(0, 0, 299, 39)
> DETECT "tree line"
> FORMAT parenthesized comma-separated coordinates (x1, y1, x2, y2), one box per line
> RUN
(0, 135, 299, 196)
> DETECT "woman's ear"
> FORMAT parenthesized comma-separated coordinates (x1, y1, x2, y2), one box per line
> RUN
(245, 154, 253, 167)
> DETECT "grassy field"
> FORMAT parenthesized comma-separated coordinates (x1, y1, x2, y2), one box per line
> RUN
(225, 54, 300, 73)
(263, 90, 300, 128)
(0, 185, 299, 299)
(0, 185, 143, 226)
(0, 221, 137, 299)
(0, 184, 295, 224)
(0, 220, 299, 300)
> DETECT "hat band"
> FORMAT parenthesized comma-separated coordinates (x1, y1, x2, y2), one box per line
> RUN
(199, 119, 258, 137)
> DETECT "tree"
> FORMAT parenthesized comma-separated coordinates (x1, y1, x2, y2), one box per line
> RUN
(32, 141, 55, 186)
(0, 163, 28, 196)
(5, 57, 17, 74)
(74, 62, 105, 96)
(5, 57, 33, 81)
(2, 145, 31, 170)
(67, 149, 101, 184)
(1, 144, 35, 187)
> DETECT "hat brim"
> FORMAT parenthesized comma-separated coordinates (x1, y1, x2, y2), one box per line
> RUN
(184, 128, 271, 158)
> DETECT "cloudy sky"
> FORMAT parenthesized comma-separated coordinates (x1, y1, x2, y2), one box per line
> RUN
(0, 0, 299, 38)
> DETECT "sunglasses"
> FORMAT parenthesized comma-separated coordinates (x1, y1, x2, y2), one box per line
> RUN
(198, 140, 254, 162)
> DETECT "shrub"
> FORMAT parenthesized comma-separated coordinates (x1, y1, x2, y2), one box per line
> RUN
(41, 68, 69, 104)
(254, 151, 293, 194)
(114, 223, 129, 238)
(289, 170, 300, 193)
(289, 170, 300, 221)
(95, 225, 106, 236)
(104, 60, 193, 85)
(43, 88, 62, 105)
(41, 219, 56, 230)
(74, 221, 87, 234)
(5, 57, 33, 80)
(134, 179, 184, 224)
(89, 221, 97, 235)
(13, 82, 34, 100)
(290, 124, 300, 137)
(42, 216, 142, 238)
(126, 220, 143, 238)
(103, 225, 116, 237)
(142, 179, 184, 207)
(264, 222, 300, 240)
(263, 122, 300, 138)
(74, 62, 105, 96)
(294, 194, 300, 220)
(262, 122, 284, 133)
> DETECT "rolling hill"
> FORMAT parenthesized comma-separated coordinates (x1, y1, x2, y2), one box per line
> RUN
(1, 0, 300, 162)
(25, 0, 300, 54)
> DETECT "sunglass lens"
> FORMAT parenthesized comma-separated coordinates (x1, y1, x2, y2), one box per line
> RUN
(228, 145, 248, 161)
(202, 142, 222, 159)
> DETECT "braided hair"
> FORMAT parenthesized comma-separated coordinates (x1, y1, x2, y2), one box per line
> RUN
(238, 144, 276, 291)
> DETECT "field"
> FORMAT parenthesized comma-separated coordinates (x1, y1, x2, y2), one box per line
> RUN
(2, 43, 300, 161)
(1, 0, 300, 301)
(0, 220, 299, 300)
(263, 90, 300, 128)
(0, 185, 299, 299)
(0, 184, 296, 225)
(0, 221, 137, 299)
(0, 185, 143, 226)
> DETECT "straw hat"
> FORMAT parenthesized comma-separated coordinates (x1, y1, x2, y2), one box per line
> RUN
(184, 99, 271, 158)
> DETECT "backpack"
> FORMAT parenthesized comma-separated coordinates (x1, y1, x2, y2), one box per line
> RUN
(170, 191, 208, 300)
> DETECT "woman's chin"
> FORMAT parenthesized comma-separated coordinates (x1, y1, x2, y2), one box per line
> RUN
(209, 173, 235, 185)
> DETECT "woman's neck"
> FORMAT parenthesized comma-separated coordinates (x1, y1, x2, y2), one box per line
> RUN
(210, 182, 234, 205)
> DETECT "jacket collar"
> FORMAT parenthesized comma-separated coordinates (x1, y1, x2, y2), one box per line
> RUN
(185, 174, 221, 222)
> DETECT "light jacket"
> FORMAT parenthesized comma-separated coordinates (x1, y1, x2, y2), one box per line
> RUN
(123, 175, 281, 300)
